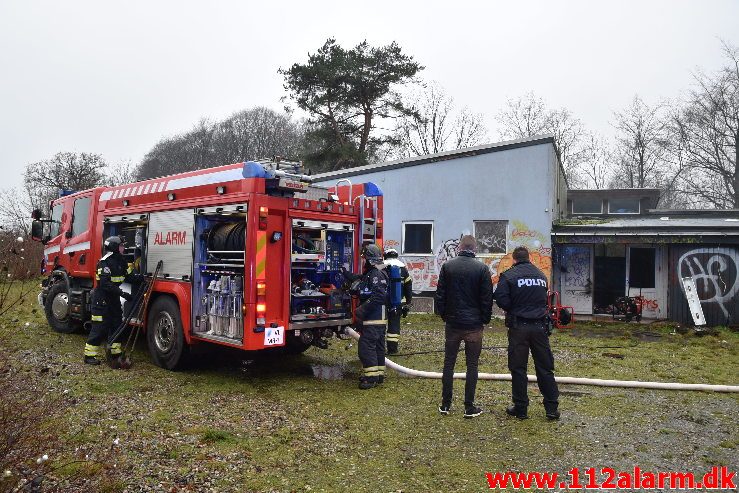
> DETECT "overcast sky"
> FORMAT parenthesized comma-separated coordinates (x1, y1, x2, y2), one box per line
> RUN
(1, 0, 738, 190)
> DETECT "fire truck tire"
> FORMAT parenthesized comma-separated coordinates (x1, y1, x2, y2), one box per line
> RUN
(147, 296, 188, 370)
(44, 282, 78, 334)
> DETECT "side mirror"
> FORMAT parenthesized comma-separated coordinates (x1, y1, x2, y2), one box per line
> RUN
(31, 221, 44, 242)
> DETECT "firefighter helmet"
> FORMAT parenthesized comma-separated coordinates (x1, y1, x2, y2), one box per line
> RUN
(361, 243, 384, 265)
(103, 236, 124, 253)
(384, 248, 399, 259)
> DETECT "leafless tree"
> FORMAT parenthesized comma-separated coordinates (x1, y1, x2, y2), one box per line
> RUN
(672, 42, 739, 208)
(610, 96, 675, 190)
(211, 107, 305, 164)
(0, 187, 35, 234)
(495, 92, 587, 186)
(392, 82, 488, 158)
(136, 107, 305, 180)
(0, 152, 115, 233)
(24, 152, 108, 214)
(104, 160, 138, 187)
(577, 133, 612, 189)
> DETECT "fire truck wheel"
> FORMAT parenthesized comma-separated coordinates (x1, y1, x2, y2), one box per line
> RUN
(44, 282, 78, 334)
(147, 296, 188, 370)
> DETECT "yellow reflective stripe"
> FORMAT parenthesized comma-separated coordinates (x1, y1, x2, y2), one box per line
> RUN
(403, 277, 412, 283)
(95, 275, 100, 280)
(363, 370, 382, 377)
(127, 263, 133, 274)
(84, 344, 100, 356)
(362, 319, 386, 325)
(91, 315, 103, 322)
(109, 342, 122, 355)
(363, 366, 382, 372)
(111, 276, 125, 282)
(386, 334, 399, 341)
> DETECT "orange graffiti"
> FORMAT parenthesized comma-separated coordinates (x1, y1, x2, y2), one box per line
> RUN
(492, 251, 552, 285)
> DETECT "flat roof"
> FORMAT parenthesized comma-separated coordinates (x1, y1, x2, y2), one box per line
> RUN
(553, 216, 739, 236)
(313, 135, 560, 182)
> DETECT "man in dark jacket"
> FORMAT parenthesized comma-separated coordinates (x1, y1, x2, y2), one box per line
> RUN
(495, 246, 559, 420)
(354, 243, 390, 389)
(383, 248, 413, 354)
(435, 235, 493, 418)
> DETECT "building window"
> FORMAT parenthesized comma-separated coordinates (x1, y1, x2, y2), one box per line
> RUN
(71, 196, 91, 236)
(608, 198, 640, 214)
(473, 220, 507, 254)
(572, 197, 603, 214)
(402, 222, 433, 255)
(629, 248, 655, 289)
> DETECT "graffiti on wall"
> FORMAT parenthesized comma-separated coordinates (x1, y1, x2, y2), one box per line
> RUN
(487, 251, 553, 285)
(404, 256, 439, 292)
(396, 221, 553, 292)
(562, 246, 591, 288)
(678, 248, 738, 318)
(434, 236, 461, 273)
(510, 220, 552, 256)
(474, 221, 507, 254)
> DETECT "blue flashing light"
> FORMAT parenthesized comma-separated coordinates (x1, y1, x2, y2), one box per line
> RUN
(363, 182, 383, 197)
(242, 161, 267, 179)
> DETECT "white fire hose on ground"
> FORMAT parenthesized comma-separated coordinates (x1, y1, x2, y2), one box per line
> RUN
(344, 328, 739, 393)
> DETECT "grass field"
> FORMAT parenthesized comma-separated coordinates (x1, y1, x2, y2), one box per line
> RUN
(2, 291, 738, 492)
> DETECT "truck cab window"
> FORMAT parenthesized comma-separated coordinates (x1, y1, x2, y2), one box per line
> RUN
(72, 197, 91, 236)
(49, 203, 63, 238)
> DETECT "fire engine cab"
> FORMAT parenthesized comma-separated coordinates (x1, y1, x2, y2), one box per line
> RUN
(31, 160, 383, 369)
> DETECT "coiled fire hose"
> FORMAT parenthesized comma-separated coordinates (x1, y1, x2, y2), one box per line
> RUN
(343, 328, 739, 393)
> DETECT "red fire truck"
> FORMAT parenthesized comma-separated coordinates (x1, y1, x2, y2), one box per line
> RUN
(31, 160, 383, 369)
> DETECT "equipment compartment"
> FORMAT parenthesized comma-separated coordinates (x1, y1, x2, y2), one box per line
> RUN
(290, 220, 353, 322)
(192, 205, 247, 343)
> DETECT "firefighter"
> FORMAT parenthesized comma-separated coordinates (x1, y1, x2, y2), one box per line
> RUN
(494, 246, 560, 420)
(83, 236, 136, 367)
(383, 248, 413, 354)
(353, 243, 390, 389)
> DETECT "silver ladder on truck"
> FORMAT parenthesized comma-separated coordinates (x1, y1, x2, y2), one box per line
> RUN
(334, 178, 379, 246)
(357, 195, 379, 245)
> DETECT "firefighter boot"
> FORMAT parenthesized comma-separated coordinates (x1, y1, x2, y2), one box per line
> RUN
(84, 344, 101, 365)
(358, 376, 378, 390)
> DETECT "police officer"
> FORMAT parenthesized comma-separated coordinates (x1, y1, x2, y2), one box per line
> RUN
(83, 236, 136, 367)
(494, 246, 559, 420)
(353, 243, 390, 389)
(383, 248, 413, 355)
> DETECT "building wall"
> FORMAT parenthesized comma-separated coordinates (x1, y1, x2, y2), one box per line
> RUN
(316, 142, 561, 294)
(668, 244, 739, 326)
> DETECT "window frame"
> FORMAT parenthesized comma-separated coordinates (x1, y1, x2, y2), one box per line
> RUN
(71, 196, 92, 237)
(572, 197, 604, 215)
(49, 203, 64, 238)
(472, 220, 508, 255)
(401, 221, 434, 256)
(607, 198, 641, 215)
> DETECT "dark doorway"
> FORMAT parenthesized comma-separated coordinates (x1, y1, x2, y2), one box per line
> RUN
(593, 244, 626, 313)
